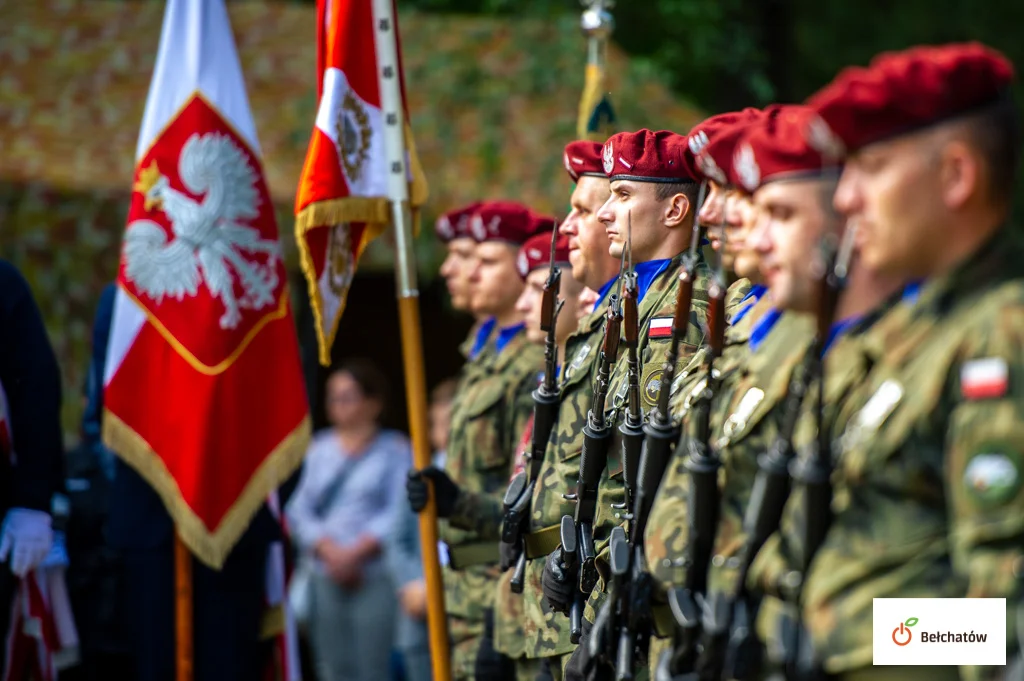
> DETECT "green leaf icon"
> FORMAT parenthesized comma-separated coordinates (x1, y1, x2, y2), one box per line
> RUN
(905, 617, 919, 627)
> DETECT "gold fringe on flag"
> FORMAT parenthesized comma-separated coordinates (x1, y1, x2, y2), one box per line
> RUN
(102, 410, 312, 570)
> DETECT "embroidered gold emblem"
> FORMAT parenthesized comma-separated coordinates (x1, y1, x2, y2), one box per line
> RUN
(335, 90, 372, 182)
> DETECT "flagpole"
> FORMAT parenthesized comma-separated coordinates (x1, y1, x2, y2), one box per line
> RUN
(174, 534, 193, 681)
(371, 1, 451, 679)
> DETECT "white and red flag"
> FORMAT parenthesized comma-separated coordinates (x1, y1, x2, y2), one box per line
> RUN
(103, 0, 311, 569)
(295, 0, 428, 364)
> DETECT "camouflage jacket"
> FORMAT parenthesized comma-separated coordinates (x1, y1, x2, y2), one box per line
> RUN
(583, 253, 714, 618)
(763, 227, 1024, 678)
(515, 296, 613, 659)
(644, 311, 814, 591)
(446, 331, 542, 539)
(442, 327, 542, 628)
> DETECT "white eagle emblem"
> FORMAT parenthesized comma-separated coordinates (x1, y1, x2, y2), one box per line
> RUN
(698, 152, 726, 185)
(517, 251, 529, 277)
(125, 132, 282, 331)
(603, 142, 614, 175)
(564, 151, 578, 180)
(734, 143, 761, 192)
(435, 216, 455, 240)
(688, 130, 709, 156)
(806, 114, 846, 161)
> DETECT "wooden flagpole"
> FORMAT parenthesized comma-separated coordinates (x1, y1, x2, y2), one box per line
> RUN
(371, 1, 451, 679)
(175, 534, 194, 681)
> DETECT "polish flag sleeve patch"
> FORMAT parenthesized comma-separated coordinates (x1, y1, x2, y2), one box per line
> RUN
(960, 357, 1010, 400)
(648, 317, 673, 339)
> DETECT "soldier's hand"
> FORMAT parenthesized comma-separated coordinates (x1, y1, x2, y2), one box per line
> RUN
(542, 549, 575, 615)
(406, 466, 460, 517)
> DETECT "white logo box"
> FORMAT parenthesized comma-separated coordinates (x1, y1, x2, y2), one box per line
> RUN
(872, 598, 1006, 666)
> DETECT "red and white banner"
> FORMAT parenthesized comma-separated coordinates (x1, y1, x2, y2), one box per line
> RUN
(103, 0, 311, 569)
(295, 0, 428, 364)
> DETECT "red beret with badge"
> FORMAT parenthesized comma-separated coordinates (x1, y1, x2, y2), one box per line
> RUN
(517, 231, 572, 279)
(806, 42, 1014, 155)
(698, 109, 781, 189)
(564, 140, 606, 182)
(602, 129, 697, 184)
(734, 105, 827, 193)
(687, 108, 763, 183)
(434, 202, 481, 243)
(470, 201, 548, 246)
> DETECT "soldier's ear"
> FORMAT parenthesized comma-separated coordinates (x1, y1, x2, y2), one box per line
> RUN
(664, 193, 691, 228)
(938, 138, 980, 212)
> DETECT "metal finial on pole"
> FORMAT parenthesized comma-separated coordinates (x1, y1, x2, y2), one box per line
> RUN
(577, 0, 616, 140)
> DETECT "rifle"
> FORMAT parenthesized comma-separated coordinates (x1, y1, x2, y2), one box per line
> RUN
(692, 341, 814, 681)
(784, 221, 856, 680)
(663, 216, 728, 678)
(503, 227, 565, 592)
(615, 216, 642, 520)
(561, 247, 626, 643)
(611, 185, 709, 680)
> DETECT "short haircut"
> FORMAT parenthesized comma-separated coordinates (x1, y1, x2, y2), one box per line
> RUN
(430, 378, 459, 407)
(331, 358, 389, 410)
(654, 182, 701, 216)
(957, 96, 1021, 207)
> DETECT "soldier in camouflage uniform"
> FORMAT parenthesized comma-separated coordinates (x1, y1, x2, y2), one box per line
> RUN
(748, 44, 1024, 681)
(435, 203, 492, 359)
(407, 201, 546, 680)
(489, 229, 584, 681)
(637, 111, 783, 676)
(654, 105, 916, 680)
(492, 141, 623, 681)
(542, 129, 715, 680)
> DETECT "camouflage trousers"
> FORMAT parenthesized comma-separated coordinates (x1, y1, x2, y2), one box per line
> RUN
(515, 656, 545, 681)
(449, 615, 484, 681)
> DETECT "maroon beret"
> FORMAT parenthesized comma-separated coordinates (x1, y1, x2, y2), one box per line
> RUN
(470, 201, 546, 246)
(434, 202, 481, 242)
(698, 119, 767, 188)
(735, 106, 826, 193)
(564, 140, 606, 182)
(517, 231, 572, 279)
(807, 42, 1014, 155)
(602, 129, 698, 183)
(687, 109, 762, 157)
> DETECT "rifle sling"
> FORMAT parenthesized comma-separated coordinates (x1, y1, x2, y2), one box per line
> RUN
(523, 523, 563, 559)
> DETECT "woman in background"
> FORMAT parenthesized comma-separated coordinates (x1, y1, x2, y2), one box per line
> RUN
(286, 359, 409, 681)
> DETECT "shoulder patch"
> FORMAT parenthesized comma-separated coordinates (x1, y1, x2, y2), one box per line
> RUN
(643, 370, 664, 406)
(648, 317, 672, 339)
(960, 357, 1009, 401)
(842, 379, 903, 452)
(721, 387, 765, 441)
(568, 343, 592, 376)
(964, 449, 1021, 507)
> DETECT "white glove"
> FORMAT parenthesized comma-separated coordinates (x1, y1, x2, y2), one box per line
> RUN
(0, 508, 54, 577)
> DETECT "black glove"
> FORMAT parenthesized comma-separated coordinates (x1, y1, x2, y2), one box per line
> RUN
(542, 549, 575, 615)
(564, 616, 605, 681)
(475, 609, 516, 681)
(499, 538, 522, 572)
(406, 466, 460, 517)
